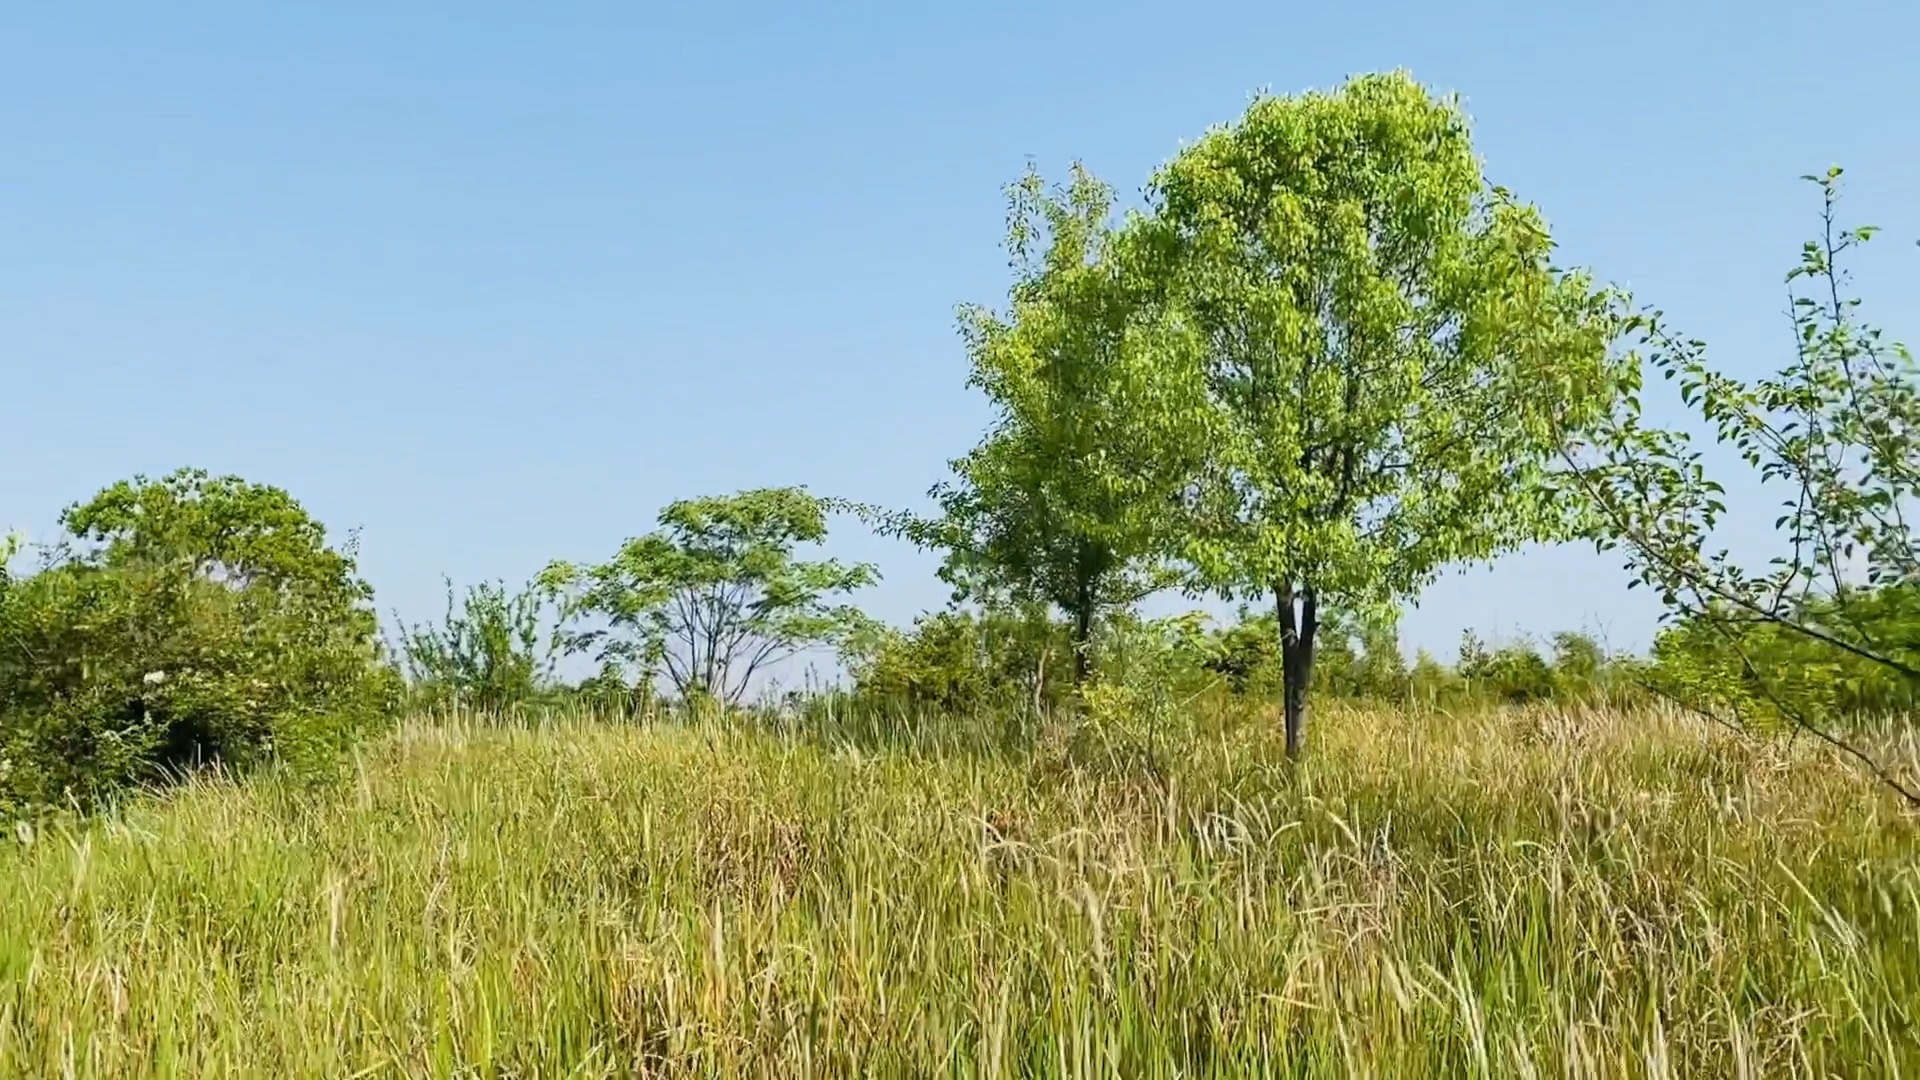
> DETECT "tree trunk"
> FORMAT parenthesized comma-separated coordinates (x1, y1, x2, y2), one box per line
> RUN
(1277, 582, 1319, 759)
(1071, 589, 1094, 688)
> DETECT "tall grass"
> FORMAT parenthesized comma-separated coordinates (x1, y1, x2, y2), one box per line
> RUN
(1, 701, 1916, 1077)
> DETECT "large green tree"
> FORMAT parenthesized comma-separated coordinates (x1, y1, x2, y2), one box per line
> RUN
(1148, 72, 1623, 756)
(880, 164, 1211, 685)
(540, 488, 877, 706)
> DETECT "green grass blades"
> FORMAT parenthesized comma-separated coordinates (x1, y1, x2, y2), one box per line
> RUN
(1, 704, 1916, 1077)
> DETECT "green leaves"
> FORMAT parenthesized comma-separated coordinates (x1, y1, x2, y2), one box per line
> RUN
(3, 470, 398, 812)
(397, 578, 555, 714)
(1146, 71, 1624, 618)
(895, 75, 1621, 722)
(1568, 169, 1920, 801)
(933, 164, 1214, 675)
(0, 531, 20, 591)
(59, 467, 375, 632)
(1105, 71, 1628, 755)
(541, 488, 877, 705)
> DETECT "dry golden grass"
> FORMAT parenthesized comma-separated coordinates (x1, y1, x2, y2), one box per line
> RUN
(1, 701, 1915, 1077)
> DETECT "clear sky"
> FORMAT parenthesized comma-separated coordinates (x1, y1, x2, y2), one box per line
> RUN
(3, 1, 1915, 667)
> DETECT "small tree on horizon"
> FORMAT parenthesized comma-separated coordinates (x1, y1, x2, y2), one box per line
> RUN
(396, 577, 555, 713)
(539, 487, 878, 707)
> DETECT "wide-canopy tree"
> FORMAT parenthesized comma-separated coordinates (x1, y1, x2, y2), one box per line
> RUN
(1147, 71, 1624, 756)
(540, 487, 877, 706)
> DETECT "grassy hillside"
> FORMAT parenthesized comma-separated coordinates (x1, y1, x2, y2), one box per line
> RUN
(1, 704, 1916, 1077)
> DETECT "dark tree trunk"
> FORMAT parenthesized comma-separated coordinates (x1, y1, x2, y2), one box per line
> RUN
(1277, 582, 1319, 759)
(1071, 583, 1094, 688)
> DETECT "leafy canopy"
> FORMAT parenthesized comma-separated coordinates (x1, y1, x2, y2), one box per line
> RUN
(2, 469, 394, 812)
(540, 488, 876, 705)
(1149, 71, 1623, 616)
(949, 166, 1210, 607)
(60, 467, 373, 625)
(864, 164, 1212, 682)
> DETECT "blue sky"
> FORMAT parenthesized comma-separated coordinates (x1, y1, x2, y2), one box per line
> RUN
(3, 0, 1915, 666)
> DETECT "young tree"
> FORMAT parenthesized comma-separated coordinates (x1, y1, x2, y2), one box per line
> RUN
(1567, 169, 1920, 805)
(397, 577, 555, 713)
(539, 488, 877, 706)
(1148, 72, 1622, 756)
(0, 530, 19, 589)
(869, 164, 1212, 685)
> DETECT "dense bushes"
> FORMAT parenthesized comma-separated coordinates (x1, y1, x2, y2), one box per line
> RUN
(1648, 586, 1920, 734)
(848, 601, 1641, 716)
(1, 470, 398, 814)
(0, 453, 1667, 826)
(393, 578, 665, 719)
(844, 605, 1075, 716)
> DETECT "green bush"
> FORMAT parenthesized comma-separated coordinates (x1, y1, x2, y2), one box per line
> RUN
(1316, 617, 1412, 701)
(1, 470, 398, 814)
(1649, 585, 1920, 734)
(1457, 631, 1556, 703)
(1202, 608, 1409, 702)
(1069, 612, 1217, 776)
(397, 578, 554, 714)
(1174, 611, 1644, 710)
(1202, 607, 1282, 695)
(846, 605, 1073, 716)
(558, 662, 658, 720)
(1408, 648, 1467, 706)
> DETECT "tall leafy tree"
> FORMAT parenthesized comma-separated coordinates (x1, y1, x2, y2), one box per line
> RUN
(540, 488, 877, 706)
(876, 164, 1211, 685)
(1147, 72, 1622, 756)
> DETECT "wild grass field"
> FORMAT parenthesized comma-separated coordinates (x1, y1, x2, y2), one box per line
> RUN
(4, 77, 1916, 1080)
(2, 702, 1915, 1078)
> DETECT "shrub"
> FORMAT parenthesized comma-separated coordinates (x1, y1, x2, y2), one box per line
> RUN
(1316, 617, 1411, 701)
(1202, 607, 1282, 695)
(1203, 608, 1409, 702)
(0, 470, 398, 814)
(559, 662, 658, 721)
(1070, 612, 1215, 775)
(1458, 631, 1557, 704)
(1408, 648, 1468, 706)
(846, 605, 1073, 716)
(1650, 586, 1920, 734)
(397, 578, 554, 714)
(1569, 169, 1919, 801)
